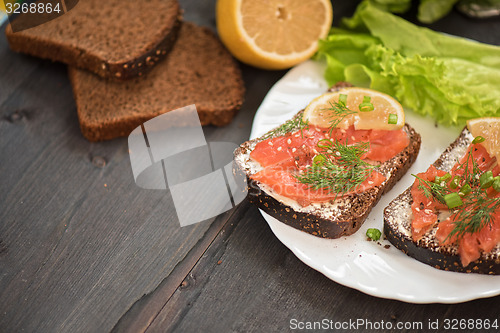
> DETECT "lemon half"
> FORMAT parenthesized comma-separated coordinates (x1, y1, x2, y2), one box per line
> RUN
(216, 0, 333, 70)
(467, 117, 500, 162)
(302, 87, 405, 131)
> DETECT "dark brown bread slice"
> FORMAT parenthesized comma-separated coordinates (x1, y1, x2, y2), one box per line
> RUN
(384, 128, 500, 275)
(234, 89, 421, 239)
(68, 22, 245, 142)
(6, 0, 181, 80)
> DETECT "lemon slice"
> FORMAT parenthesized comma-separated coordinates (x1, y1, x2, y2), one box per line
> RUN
(303, 87, 405, 131)
(216, 0, 333, 70)
(466, 117, 500, 162)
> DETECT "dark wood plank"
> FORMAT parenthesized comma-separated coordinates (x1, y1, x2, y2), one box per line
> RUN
(0, 64, 219, 331)
(109, 66, 286, 332)
(0, 1, 282, 332)
(0, 74, 209, 332)
(110, 206, 239, 333)
(147, 204, 500, 333)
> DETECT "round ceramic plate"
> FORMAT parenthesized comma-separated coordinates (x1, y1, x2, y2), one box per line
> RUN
(250, 60, 500, 304)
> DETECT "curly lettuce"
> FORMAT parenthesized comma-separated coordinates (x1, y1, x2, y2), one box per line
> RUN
(317, 2, 500, 126)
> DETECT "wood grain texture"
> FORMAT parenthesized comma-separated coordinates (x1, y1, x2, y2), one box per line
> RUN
(0, 1, 267, 332)
(110, 206, 240, 333)
(1, 0, 500, 332)
(0, 53, 218, 330)
(147, 206, 500, 333)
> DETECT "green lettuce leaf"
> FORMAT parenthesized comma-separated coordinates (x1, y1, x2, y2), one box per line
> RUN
(418, 0, 459, 23)
(317, 2, 500, 126)
(368, 0, 412, 13)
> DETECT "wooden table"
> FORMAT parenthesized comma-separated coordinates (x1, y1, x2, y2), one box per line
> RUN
(1, 1, 499, 332)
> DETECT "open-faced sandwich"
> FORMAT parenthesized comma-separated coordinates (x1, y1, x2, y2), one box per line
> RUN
(234, 83, 421, 238)
(384, 117, 500, 274)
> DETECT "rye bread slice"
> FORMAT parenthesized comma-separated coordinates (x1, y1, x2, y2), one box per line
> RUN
(5, 0, 181, 80)
(384, 128, 500, 275)
(234, 87, 421, 239)
(68, 22, 245, 142)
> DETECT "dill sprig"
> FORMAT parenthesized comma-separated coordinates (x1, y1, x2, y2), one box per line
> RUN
(447, 146, 498, 241)
(414, 143, 500, 241)
(263, 116, 309, 139)
(447, 192, 500, 241)
(412, 174, 450, 204)
(452, 145, 482, 188)
(446, 145, 496, 240)
(324, 99, 357, 134)
(295, 140, 376, 196)
(333, 140, 370, 167)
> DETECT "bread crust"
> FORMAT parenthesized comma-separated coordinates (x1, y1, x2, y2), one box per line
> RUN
(68, 23, 245, 142)
(5, 1, 182, 80)
(383, 127, 500, 275)
(234, 99, 421, 239)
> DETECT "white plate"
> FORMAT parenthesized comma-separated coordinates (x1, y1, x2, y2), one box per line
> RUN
(250, 60, 500, 304)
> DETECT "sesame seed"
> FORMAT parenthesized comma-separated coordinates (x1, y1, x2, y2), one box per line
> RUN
(287, 139, 292, 144)
(292, 148, 296, 153)
(277, 147, 282, 151)
(424, 209, 433, 214)
(415, 207, 420, 212)
(268, 141, 273, 146)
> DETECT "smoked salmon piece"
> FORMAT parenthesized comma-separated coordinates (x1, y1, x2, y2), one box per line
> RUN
(411, 143, 500, 267)
(250, 125, 408, 205)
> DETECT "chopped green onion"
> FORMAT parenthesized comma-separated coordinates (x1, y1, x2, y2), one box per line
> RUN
(359, 96, 374, 112)
(313, 155, 325, 165)
(435, 173, 451, 183)
(339, 93, 347, 105)
(493, 176, 500, 192)
(366, 228, 381, 241)
(459, 184, 471, 197)
(388, 113, 398, 124)
(444, 192, 463, 209)
(359, 103, 374, 112)
(472, 136, 485, 144)
(449, 176, 461, 189)
(480, 170, 494, 189)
